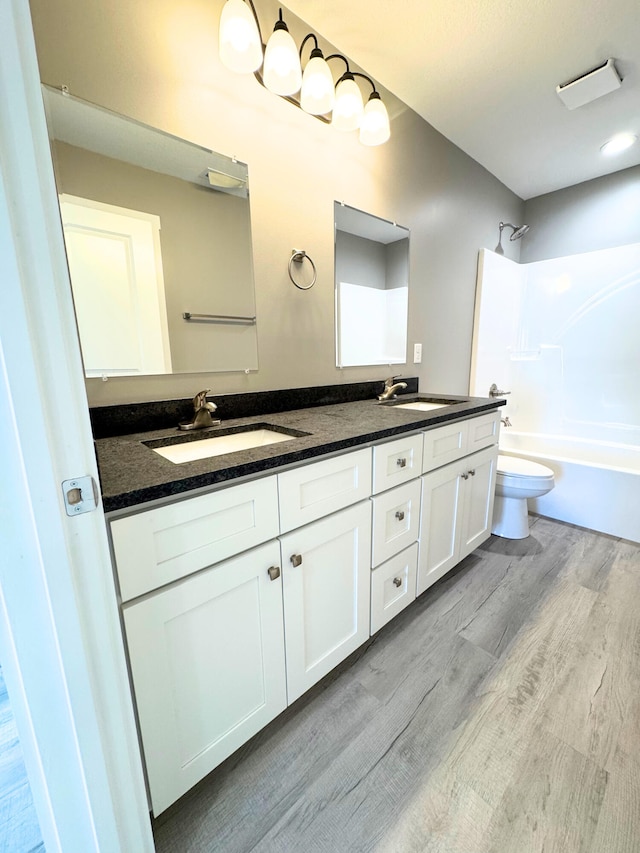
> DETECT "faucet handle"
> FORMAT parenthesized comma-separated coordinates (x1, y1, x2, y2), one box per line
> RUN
(192, 389, 211, 410)
(489, 383, 511, 397)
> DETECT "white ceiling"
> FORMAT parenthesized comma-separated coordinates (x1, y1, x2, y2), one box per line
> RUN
(283, 0, 640, 200)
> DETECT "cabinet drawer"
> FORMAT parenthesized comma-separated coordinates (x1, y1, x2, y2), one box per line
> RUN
(111, 476, 280, 602)
(370, 543, 418, 635)
(467, 410, 500, 453)
(372, 433, 424, 495)
(422, 420, 469, 473)
(371, 478, 421, 567)
(278, 448, 372, 533)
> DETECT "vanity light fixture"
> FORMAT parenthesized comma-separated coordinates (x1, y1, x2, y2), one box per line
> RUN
(263, 8, 302, 96)
(600, 132, 637, 157)
(218, 0, 390, 146)
(299, 35, 334, 115)
(218, 0, 263, 74)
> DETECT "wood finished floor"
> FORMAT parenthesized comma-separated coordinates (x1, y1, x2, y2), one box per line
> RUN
(0, 668, 44, 853)
(153, 516, 640, 853)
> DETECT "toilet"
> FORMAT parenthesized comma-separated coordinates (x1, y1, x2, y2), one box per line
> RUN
(492, 455, 555, 539)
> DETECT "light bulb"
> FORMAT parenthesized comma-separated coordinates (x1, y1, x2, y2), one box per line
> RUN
(301, 53, 335, 115)
(360, 93, 390, 146)
(332, 74, 363, 132)
(263, 20, 302, 96)
(219, 0, 263, 74)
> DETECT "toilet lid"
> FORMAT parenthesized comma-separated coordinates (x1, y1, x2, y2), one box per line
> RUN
(497, 455, 554, 478)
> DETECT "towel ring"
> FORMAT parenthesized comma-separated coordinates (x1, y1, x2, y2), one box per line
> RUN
(288, 249, 317, 290)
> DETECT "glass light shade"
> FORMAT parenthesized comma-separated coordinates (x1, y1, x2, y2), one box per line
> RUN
(360, 96, 391, 146)
(331, 76, 364, 132)
(300, 55, 335, 115)
(600, 132, 637, 156)
(219, 0, 263, 74)
(263, 27, 302, 96)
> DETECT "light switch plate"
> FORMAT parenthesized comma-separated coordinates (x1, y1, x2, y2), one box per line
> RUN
(413, 343, 422, 363)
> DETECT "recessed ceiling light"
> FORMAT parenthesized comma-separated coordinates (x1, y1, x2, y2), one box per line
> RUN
(600, 133, 638, 156)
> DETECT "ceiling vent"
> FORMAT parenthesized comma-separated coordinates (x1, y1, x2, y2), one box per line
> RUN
(556, 58, 622, 110)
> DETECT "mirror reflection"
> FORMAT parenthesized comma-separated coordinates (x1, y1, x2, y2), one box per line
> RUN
(42, 85, 258, 378)
(334, 202, 409, 367)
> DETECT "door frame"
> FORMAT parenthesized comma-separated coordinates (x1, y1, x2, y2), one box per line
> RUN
(0, 1, 153, 849)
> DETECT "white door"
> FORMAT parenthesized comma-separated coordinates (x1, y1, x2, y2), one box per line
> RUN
(123, 541, 286, 816)
(458, 446, 498, 560)
(1, 3, 153, 849)
(280, 502, 372, 703)
(417, 462, 463, 595)
(59, 195, 172, 376)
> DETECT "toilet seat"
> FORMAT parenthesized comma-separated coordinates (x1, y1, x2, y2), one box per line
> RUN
(497, 455, 554, 479)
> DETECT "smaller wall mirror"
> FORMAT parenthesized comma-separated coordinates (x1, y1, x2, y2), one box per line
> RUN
(334, 202, 409, 367)
(42, 85, 258, 378)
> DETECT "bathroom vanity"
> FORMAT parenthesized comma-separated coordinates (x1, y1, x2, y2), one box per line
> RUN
(97, 392, 503, 815)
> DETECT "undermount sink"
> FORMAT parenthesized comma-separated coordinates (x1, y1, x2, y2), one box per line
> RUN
(384, 397, 462, 412)
(394, 401, 449, 412)
(144, 424, 308, 464)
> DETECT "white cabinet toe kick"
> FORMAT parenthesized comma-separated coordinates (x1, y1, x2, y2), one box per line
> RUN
(109, 409, 499, 814)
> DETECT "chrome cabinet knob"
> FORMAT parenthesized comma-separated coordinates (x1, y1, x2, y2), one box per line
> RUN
(267, 565, 281, 581)
(290, 554, 303, 567)
(469, 469, 476, 476)
(393, 577, 402, 588)
(396, 457, 407, 468)
(395, 510, 405, 521)
(461, 472, 469, 480)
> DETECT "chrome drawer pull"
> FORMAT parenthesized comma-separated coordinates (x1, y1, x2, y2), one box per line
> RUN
(290, 554, 303, 567)
(393, 577, 402, 588)
(396, 457, 407, 468)
(395, 510, 405, 521)
(267, 565, 281, 581)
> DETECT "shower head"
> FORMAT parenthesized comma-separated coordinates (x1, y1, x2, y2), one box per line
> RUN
(495, 221, 530, 255)
(510, 223, 530, 240)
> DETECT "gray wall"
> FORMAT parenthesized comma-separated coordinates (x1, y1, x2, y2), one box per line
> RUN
(30, 0, 524, 405)
(522, 165, 640, 262)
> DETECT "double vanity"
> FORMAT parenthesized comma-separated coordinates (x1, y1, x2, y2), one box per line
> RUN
(95, 388, 504, 815)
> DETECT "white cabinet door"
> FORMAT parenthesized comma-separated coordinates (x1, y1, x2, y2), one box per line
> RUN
(278, 449, 372, 533)
(458, 446, 498, 560)
(122, 540, 286, 816)
(417, 462, 464, 595)
(418, 446, 498, 595)
(280, 502, 372, 703)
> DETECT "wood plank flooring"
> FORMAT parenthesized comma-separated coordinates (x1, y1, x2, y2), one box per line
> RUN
(153, 516, 640, 853)
(0, 667, 44, 853)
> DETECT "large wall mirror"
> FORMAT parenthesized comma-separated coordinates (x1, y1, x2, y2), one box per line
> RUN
(334, 202, 409, 368)
(42, 85, 258, 378)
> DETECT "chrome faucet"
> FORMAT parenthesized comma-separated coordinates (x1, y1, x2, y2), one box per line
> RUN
(178, 389, 221, 430)
(378, 376, 408, 402)
(489, 383, 511, 398)
(501, 416, 512, 428)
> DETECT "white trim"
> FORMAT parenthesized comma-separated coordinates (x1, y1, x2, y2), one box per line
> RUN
(0, 1, 153, 850)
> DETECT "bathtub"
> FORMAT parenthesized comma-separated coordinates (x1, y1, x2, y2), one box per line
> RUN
(499, 431, 640, 543)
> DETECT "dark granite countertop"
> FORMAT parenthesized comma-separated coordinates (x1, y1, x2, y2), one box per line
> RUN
(97, 394, 505, 513)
